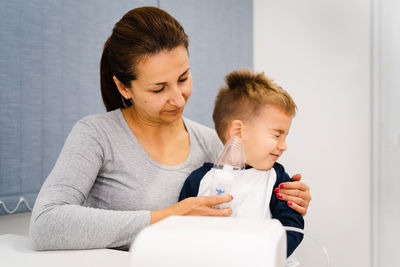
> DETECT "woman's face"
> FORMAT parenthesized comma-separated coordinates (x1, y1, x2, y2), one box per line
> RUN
(127, 46, 192, 124)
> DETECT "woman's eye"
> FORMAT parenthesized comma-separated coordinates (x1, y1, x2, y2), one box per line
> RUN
(178, 77, 188, 83)
(152, 86, 165, 93)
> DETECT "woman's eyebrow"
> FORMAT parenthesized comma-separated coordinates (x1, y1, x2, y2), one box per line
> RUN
(153, 81, 167, 86)
(178, 67, 190, 79)
(151, 67, 190, 86)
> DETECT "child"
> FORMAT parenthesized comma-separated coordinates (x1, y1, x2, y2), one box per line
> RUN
(179, 69, 304, 259)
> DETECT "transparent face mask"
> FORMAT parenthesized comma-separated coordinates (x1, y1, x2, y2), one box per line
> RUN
(213, 136, 246, 171)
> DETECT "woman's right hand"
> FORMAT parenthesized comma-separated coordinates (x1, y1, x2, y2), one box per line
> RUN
(150, 194, 233, 224)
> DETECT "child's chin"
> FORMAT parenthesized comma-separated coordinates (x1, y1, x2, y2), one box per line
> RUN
(252, 162, 274, 170)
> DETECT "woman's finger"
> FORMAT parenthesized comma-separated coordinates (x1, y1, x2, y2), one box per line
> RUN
(195, 195, 232, 216)
(205, 194, 233, 207)
(277, 193, 309, 209)
(279, 181, 309, 192)
(290, 173, 302, 181)
(286, 200, 307, 216)
(203, 207, 232, 217)
(278, 188, 311, 202)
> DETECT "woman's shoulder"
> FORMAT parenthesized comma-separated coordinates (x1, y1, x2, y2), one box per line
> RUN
(183, 117, 219, 141)
(69, 109, 124, 141)
(183, 117, 223, 161)
(72, 109, 122, 133)
(77, 109, 121, 127)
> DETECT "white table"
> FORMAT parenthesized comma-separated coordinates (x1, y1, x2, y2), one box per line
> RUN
(0, 234, 130, 267)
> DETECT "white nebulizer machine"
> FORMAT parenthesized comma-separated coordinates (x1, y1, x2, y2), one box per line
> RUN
(129, 137, 330, 267)
(129, 218, 330, 267)
(130, 216, 287, 267)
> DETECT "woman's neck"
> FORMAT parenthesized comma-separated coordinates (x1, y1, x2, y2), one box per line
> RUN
(121, 106, 185, 139)
(121, 106, 190, 166)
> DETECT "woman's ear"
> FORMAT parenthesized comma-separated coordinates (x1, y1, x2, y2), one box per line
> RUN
(113, 76, 131, 100)
(228, 120, 244, 139)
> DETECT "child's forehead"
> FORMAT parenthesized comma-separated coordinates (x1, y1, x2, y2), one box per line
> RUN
(258, 104, 291, 118)
(248, 104, 293, 128)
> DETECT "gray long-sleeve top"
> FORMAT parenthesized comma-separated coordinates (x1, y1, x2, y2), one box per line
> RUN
(30, 109, 223, 250)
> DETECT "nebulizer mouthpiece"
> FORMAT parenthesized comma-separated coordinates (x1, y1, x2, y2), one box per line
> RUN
(210, 136, 246, 208)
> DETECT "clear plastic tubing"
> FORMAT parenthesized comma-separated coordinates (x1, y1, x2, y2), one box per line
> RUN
(284, 226, 331, 267)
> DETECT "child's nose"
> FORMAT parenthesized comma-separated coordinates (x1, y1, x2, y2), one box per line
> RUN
(277, 139, 287, 151)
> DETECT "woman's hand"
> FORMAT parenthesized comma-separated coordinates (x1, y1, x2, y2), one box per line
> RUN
(150, 194, 232, 224)
(274, 174, 311, 216)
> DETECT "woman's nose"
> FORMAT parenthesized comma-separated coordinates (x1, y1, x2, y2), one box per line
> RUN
(169, 86, 186, 107)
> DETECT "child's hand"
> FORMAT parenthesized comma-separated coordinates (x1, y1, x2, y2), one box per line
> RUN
(274, 174, 311, 216)
(150, 194, 233, 224)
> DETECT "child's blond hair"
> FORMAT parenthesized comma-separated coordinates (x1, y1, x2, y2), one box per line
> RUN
(213, 69, 297, 143)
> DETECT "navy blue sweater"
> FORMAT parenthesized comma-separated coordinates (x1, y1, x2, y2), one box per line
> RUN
(179, 162, 304, 257)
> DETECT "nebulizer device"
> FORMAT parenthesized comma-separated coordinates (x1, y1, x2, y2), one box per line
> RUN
(207, 136, 246, 208)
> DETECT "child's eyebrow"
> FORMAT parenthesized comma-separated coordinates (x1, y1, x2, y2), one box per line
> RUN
(271, 128, 286, 134)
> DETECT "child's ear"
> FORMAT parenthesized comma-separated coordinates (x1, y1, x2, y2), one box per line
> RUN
(229, 120, 244, 139)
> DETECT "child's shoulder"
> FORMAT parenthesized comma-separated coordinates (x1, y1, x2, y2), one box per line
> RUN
(187, 162, 213, 182)
(272, 161, 285, 173)
(179, 163, 213, 201)
(272, 162, 291, 183)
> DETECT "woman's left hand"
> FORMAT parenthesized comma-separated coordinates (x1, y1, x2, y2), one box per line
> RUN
(275, 173, 311, 216)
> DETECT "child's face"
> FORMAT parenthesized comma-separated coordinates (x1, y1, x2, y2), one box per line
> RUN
(242, 104, 292, 170)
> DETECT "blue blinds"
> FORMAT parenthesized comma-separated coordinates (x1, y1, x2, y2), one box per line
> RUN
(162, 0, 253, 127)
(0, 0, 252, 215)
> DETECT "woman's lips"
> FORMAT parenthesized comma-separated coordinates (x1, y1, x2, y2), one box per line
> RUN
(166, 108, 182, 114)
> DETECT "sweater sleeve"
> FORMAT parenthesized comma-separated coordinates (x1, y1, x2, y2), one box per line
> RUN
(270, 162, 304, 257)
(29, 119, 150, 251)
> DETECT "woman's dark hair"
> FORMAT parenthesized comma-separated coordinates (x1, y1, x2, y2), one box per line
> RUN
(100, 6, 189, 111)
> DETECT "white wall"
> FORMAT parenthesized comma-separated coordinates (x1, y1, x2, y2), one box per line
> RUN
(372, 0, 400, 266)
(254, 1, 371, 267)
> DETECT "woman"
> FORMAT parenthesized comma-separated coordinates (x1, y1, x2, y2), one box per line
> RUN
(30, 6, 311, 250)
